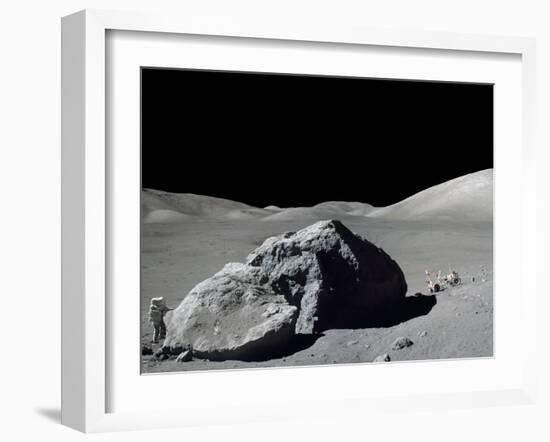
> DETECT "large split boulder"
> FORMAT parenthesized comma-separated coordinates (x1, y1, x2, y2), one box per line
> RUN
(163, 220, 407, 360)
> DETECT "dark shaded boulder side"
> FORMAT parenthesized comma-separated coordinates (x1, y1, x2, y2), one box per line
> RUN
(246, 220, 408, 333)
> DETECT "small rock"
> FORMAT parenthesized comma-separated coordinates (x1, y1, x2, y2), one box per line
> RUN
(418, 331, 428, 337)
(141, 345, 153, 356)
(154, 352, 169, 361)
(346, 340, 359, 347)
(391, 337, 414, 350)
(154, 348, 169, 360)
(373, 353, 391, 362)
(176, 350, 193, 363)
(364, 344, 370, 350)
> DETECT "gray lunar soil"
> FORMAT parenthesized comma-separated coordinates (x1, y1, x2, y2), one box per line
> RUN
(141, 169, 493, 373)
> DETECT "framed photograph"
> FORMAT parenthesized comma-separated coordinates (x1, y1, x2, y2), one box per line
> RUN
(61, 9, 537, 432)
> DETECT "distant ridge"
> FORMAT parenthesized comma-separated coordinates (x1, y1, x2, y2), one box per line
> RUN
(142, 169, 492, 223)
(368, 169, 493, 222)
(313, 201, 376, 217)
(261, 207, 335, 222)
(142, 189, 258, 221)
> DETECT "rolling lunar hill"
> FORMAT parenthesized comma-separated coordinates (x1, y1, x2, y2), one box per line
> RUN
(368, 169, 493, 222)
(142, 189, 268, 222)
(142, 169, 492, 223)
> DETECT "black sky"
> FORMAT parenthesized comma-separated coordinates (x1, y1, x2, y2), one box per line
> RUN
(141, 68, 493, 208)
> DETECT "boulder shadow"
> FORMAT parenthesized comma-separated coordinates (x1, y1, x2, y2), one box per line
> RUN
(237, 333, 325, 362)
(321, 293, 437, 330)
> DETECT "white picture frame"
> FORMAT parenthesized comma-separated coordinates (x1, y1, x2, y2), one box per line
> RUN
(61, 9, 537, 433)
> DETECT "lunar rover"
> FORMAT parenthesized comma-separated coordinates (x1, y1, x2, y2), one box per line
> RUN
(445, 269, 461, 286)
(425, 267, 461, 293)
(425, 270, 441, 293)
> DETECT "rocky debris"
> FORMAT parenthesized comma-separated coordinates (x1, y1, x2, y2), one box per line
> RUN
(175, 349, 193, 363)
(418, 331, 428, 338)
(391, 337, 414, 350)
(374, 353, 391, 362)
(346, 340, 359, 347)
(246, 220, 407, 334)
(163, 220, 407, 361)
(154, 348, 170, 361)
(153, 348, 165, 358)
(141, 345, 153, 356)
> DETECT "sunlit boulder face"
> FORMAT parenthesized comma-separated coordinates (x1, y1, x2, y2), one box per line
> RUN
(163, 220, 407, 360)
(246, 220, 407, 333)
(163, 263, 298, 360)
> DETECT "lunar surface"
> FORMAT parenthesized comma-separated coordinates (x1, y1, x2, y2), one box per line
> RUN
(141, 169, 493, 373)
